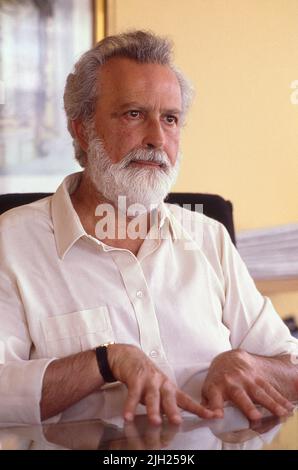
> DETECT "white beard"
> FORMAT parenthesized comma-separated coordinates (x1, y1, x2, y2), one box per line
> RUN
(85, 136, 181, 213)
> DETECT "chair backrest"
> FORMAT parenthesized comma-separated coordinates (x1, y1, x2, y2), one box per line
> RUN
(165, 193, 236, 245)
(0, 191, 236, 245)
(0, 193, 52, 215)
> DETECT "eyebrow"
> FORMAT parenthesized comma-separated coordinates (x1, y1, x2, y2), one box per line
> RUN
(111, 101, 182, 116)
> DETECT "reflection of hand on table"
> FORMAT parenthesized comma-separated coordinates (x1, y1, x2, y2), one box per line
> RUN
(99, 415, 179, 450)
(43, 421, 105, 450)
(250, 414, 287, 435)
(1, 404, 295, 450)
(43, 415, 179, 451)
(216, 415, 284, 444)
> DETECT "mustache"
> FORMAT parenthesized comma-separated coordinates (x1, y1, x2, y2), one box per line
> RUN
(117, 148, 171, 170)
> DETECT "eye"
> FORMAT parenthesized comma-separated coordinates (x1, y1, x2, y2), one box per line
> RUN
(164, 115, 178, 125)
(126, 110, 141, 119)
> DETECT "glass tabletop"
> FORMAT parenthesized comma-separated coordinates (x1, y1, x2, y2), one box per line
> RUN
(0, 404, 297, 450)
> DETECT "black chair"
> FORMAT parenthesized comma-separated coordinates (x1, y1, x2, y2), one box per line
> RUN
(0, 191, 236, 245)
(165, 193, 236, 245)
(0, 193, 52, 214)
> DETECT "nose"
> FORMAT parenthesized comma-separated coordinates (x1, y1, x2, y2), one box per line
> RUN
(142, 118, 165, 150)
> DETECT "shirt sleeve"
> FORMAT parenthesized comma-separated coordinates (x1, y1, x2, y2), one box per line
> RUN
(218, 223, 298, 356)
(0, 245, 55, 424)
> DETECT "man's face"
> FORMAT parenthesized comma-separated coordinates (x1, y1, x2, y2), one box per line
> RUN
(93, 57, 182, 166)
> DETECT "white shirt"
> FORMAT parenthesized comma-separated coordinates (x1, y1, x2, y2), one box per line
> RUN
(0, 172, 297, 424)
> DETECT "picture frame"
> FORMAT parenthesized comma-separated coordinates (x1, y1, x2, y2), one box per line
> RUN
(0, 0, 104, 193)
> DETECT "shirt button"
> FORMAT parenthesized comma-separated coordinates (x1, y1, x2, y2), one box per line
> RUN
(150, 350, 159, 358)
(136, 290, 143, 299)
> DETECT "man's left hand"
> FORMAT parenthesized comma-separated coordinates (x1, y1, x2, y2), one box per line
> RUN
(201, 349, 296, 420)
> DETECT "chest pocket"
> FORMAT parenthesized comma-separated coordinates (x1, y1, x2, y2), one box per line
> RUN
(41, 307, 115, 358)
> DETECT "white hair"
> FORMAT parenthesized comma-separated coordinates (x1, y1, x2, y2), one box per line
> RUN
(85, 132, 181, 212)
(63, 30, 193, 168)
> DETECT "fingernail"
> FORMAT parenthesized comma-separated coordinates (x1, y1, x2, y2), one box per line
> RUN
(213, 409, 224, 418)
(205, 408, 222, 418)
(276, 406, 287, 416)
(124, 412, 133, 421)
(172, 414, 182, 424)
(152, 415, 162, 425)
(250, 409, 262, 420)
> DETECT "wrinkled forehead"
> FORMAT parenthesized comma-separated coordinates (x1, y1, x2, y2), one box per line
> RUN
(96, 57, 182, 109)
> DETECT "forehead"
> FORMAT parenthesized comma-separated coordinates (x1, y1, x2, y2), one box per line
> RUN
(96, 57, 182, 108)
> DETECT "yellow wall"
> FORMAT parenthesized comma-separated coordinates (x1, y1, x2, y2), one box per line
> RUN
(94, 0, 105, 42)
(269, 290, 298, 321)
(104, 0, 298, 231)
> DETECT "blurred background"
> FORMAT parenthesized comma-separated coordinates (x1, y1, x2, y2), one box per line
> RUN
(106, 0, 298, 234)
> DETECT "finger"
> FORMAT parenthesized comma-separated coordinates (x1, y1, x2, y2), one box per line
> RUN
(108, 440, 125, 451)
(177, 389, 221, 419)
(160, 382, 182, 425)
(124, 384, 142, 422)
(123, 421, 145, 450)
(200, 395, 208, 406)
(143, 425, 163, 449)
(249, 386, 290, 417)
(144, 387, 162, 425)
(256, 379, 295, 412)
(203, 384, 225, 417)
(227, 385, 262, 421)
(123, 420, 140, 438)
(160, 423, 179, 448)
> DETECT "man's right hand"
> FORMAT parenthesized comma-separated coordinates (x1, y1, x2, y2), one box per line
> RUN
(107, 343, 220, 425)
(41, 344, 220, 424)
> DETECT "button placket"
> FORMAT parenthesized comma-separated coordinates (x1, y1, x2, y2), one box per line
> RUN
(110, 250, 169, 369)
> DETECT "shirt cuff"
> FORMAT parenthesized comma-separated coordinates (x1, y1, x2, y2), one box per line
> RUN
(0, 357, 56, 424)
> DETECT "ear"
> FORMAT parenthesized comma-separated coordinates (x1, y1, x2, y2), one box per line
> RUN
(71, 119, 89, 153)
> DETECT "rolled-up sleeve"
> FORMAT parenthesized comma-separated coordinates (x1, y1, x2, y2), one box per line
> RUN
(0, 242, 54, 424)
(219, 223, 298, 356)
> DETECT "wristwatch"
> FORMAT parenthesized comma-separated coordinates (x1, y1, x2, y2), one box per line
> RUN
(95, 342, 117, 383)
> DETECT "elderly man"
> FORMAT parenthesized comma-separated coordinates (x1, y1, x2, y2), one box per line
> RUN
(0, 31, 297, 426)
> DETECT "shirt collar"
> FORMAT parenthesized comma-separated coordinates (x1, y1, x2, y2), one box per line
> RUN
(157, 203, 178, 241)
(132, 199, 179, 242)
(162, 202, 202, 248)
(51, 172, 87, 259)
(160, 202, 200, 246)
(51, 172, 180, 259)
